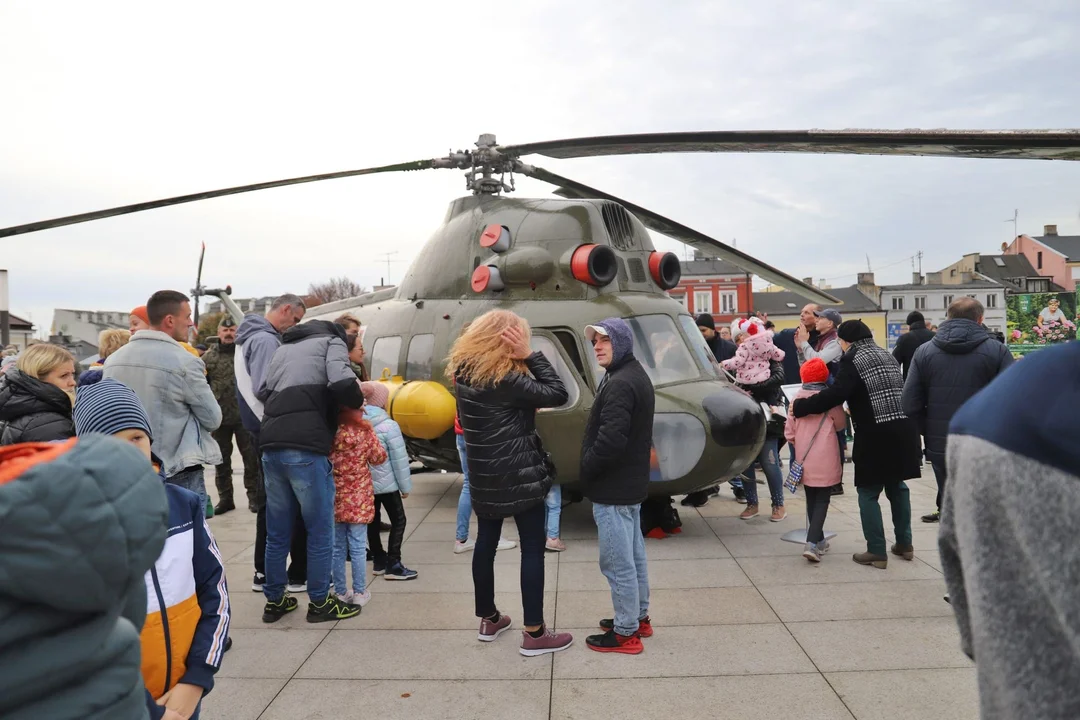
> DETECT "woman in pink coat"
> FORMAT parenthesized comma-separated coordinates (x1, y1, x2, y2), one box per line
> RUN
(784, 358, 848, 562)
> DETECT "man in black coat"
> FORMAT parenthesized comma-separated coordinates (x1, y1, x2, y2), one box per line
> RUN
(902, 297, 1013, 523)
(695, 313, 736, 363)
(581, 317, 655, 655)
(892, 311, 935, 379)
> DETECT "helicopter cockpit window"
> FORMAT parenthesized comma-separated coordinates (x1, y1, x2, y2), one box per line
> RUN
(587, 315, 701, 386)
(406, 334, 435, 380)
(369, 336, 403, 380)
(529, 335, 580, 411)
(678, 314, 721, 378)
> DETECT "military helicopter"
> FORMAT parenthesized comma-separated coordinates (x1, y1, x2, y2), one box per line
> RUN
(3, 129, 1077, 497)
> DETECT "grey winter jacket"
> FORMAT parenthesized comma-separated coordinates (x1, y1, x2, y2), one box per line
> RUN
(365, 406, 412, 495)
(234, 314, 281, 437)
(104, 331, 222, 476)
(941, 340, 1080, 720)
(901, 319, 1012, 464)
(259, 321, 364, 455)
(0, 435, 168, 720)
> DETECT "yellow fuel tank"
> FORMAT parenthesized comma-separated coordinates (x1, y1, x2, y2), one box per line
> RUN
(374, 372, 457, 440)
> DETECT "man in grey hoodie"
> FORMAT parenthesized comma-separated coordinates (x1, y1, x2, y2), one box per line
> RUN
(235, 294, 308, 595)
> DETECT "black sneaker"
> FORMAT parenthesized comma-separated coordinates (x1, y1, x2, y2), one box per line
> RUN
(372, 560, 387, 576)
(214, 498, 235, 515)
(224, 636, 233, 653)
(921, 511, 940, 523)
(251, 572, 266, 592)
(262, 595, 298, 623)
(384, 563, 418, 581)
(307, 594, 362, 623)
(680, 491, 709, 508)
(830, 484, 845, 496)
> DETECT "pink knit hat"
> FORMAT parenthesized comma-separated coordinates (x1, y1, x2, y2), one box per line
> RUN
(361, 381, 389, 409)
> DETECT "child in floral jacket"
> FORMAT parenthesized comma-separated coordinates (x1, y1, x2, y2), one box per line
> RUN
(330, 394, 387, 607)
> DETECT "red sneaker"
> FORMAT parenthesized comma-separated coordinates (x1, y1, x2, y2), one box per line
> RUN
(586, 629, 644, 654)
(519, 626, 573, 657)
(477, 613, 512, 642)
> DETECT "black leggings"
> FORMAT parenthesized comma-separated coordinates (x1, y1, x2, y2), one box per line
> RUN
(804, 485, 833, 545)
(368, 492, 407, 565)
(473, 501, 546, 627)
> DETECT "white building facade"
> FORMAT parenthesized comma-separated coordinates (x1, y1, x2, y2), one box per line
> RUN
(879, 281, 1007, 348)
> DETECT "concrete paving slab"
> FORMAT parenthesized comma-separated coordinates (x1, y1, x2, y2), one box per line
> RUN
(787, 617, 972, 672)
(407, 521, 520, 543)
(557, 558, 751, 591)
(554, 587, 779, 628)
(340, 591, 556, 630)
(213, 540, 254, 564)
(708, 513, 863, 537)
(399, 539, 544, 565)
(758, 579, 953, 622)
(260, 679, 551, 720)
(551, 623, 815, 678)
(736, 554, 943, 585)
(216, 627, 330, 678)
(827, 667, 979, 720)
(370, 557, 557, 594)
(551, 676, 854, 720)
(227, 590, 328, 630)
(556, 536, 732, 562)
(297, 629, 553, 680)
(915, 549, 943, 573)
(200, 678, 287, 720)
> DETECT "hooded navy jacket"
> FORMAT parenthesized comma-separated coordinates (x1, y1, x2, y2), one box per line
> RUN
(580, 318, 656, 506)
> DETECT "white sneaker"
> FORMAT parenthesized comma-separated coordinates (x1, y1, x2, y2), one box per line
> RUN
(342, 590, 372, 607)
(802, 544, 822, 563)
(818, 540, 831, 554)
(497, 537, 517, 551)
(454, 538, 476, 554)
(286, 582, 307, 594)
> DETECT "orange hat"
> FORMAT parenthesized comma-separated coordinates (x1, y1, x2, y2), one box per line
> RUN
(800, 357, 830, 384)
(131, 306, 150, 324)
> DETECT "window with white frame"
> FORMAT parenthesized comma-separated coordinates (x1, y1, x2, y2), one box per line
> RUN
(915, 296, 927, 310)
(720, 291, 737, 314)
(943, 295, 953, 309)
(1072, 266, 1080, 280)
(694, 291, 712, 314)
(671, 292, 687, 308)
(891, 296, 904, 311)
(986, 294, 997, 309)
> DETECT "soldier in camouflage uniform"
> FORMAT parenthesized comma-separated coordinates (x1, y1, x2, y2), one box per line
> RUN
(204, 316, 259, 514)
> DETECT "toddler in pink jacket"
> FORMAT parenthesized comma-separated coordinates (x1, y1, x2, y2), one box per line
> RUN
(722, 318, 785, 385)
(784, 358, 847, 562)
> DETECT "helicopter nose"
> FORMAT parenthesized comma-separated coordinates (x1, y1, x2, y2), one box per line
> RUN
(701, 388, 765, 447)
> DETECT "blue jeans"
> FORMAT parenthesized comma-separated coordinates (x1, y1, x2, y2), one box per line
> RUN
(262, 449, 335, 604)
(333, 522, 368, 595)
(455, 434, 472, 542)
(545, 485, 562, 539)
(168, 465, 207, 514)
(592, 503, 650, 636)
(742, 436, 784, 508)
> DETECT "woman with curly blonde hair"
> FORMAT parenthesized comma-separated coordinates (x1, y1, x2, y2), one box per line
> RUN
(447, 309, 573, 656)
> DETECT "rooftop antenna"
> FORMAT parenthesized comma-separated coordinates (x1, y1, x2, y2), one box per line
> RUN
(1004, 209, 1018, 242)
(377, 251, 401, 285)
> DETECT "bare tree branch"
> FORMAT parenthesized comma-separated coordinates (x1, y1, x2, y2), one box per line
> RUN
(306, 277, 367, 304)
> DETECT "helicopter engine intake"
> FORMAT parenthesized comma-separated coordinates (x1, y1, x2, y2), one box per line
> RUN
(569, 243, 617, 286)
(649, 251, 682, 290)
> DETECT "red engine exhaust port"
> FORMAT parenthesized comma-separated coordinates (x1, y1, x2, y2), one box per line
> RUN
(570, 244, 618, 287)
(479, 224, 511, 252)
(648, 251, 682, 290)
(471, 265, 505, 293)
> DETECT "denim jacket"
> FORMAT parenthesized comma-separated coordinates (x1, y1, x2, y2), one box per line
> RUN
(104, 330, 222, 476)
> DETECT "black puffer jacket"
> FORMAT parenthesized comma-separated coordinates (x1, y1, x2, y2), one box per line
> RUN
(0, 370, 75, 446)
(455, 352, 568, 519)
(901, 319, 1013, 464)
(892, 320, 935, 379)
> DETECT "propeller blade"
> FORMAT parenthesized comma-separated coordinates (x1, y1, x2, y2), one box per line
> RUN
(518, 163, 840, 305)
(504, 129, 1080, 162)
(194, 242, 206, 327)
(0, 158, 441, 239)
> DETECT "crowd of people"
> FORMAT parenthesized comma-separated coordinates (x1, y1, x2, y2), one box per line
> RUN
(0, 283, 1076, 718)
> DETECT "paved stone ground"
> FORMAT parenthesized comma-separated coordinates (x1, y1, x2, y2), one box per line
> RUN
(201, 461, 977, 720)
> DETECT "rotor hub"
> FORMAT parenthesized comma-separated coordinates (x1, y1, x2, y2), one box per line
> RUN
(432, 134, 517, 195)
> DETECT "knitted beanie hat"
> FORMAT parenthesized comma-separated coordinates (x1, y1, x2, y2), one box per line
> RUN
(800, 357, 830, 384)
(131, 306, 150, 325)
(73, 379, 153, 440)
(730, 317, 764, 342)
(360, 381, 389, 410)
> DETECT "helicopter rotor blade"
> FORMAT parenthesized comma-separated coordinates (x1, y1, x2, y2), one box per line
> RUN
(517, 163, 841, 306)
(504, 129, 1080, 162)
(0, 158, 442, 239)
(193, 241, 206, 329)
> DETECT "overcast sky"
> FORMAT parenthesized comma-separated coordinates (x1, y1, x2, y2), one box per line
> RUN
(2, 0, 1078, 335)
